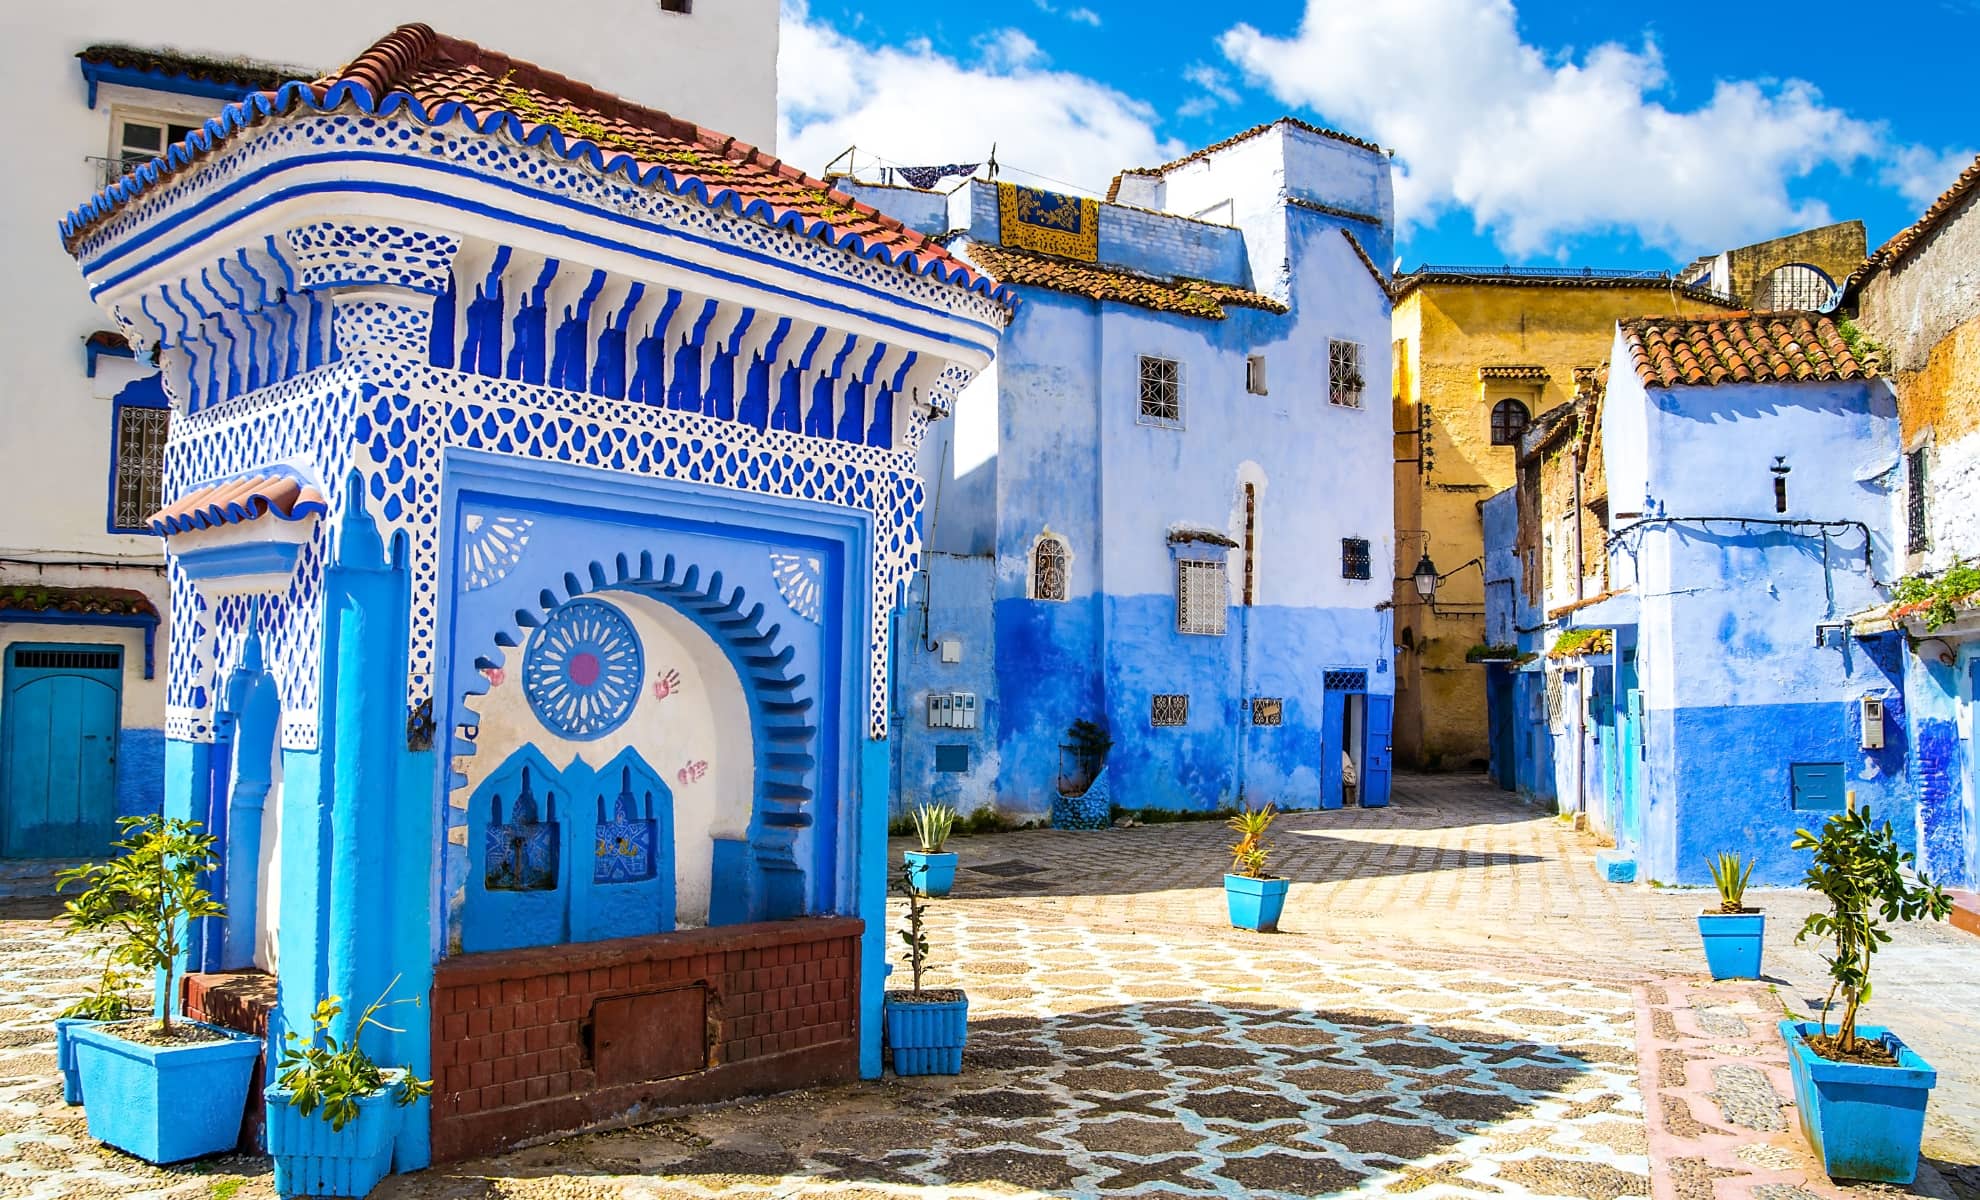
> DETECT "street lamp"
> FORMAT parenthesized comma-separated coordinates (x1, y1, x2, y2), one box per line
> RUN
(1413, 552, 1438, 601)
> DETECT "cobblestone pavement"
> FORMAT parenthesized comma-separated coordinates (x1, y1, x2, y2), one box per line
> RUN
(0, 776, 1974, 1199)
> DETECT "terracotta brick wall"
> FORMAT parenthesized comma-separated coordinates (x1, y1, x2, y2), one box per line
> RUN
(429, 917, 861, 1163)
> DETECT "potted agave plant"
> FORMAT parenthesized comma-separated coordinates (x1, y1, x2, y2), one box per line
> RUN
(57, 815, 262, 1164)
(1698, 851, 1763, 979)
(1779, 802, 1953, 1183)
(1224, 803, 1289, 932)
(882, 863, 967, 1075)
(54, 964, 141, 1105)
(265, 980, 433, 1198)
(904, 802, 959, 897)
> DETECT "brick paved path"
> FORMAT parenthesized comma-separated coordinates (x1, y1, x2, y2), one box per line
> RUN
(0, 776, 1973, 1198)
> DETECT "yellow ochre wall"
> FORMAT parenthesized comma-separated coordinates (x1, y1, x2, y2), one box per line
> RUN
(1390, 281, 1732, 770)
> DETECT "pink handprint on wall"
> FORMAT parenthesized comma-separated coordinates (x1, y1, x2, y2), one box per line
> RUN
(652, 668, 682, 702)
(676, 759, 709, 786)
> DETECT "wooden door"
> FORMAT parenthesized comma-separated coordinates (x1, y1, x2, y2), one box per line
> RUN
(2, 645, 123, 858)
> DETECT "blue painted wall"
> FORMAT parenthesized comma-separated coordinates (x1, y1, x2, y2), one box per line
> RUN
(1600, 337, 1905, 885)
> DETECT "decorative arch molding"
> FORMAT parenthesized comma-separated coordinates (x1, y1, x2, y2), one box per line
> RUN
(449, 549, 819, 932)
(1026, 527, 1072, 602)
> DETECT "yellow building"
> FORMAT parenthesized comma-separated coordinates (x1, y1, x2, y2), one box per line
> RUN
(1389, 271, 1739, 770)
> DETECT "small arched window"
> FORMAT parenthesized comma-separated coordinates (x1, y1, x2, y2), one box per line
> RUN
(1758, 264, 1834, 311)
(1033, 536, 1068, 601)
(1491, 398, 1531, 446)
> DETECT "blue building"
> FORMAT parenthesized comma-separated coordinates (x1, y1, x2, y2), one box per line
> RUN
(61, 25, 1009, 1168)
(1497, 314, 1906, 885)
(843, 120, 1400, 820)
(1480, 483, 1554, 804)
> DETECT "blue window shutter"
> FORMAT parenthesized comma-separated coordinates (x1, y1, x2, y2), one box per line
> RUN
(1790, 763, 1845, 811)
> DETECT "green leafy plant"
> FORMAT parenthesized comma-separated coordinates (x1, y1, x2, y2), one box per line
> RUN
(1891, 560, 1980, 632)
(58, 963, 143, 1021)
(909, 802, 956, 853)
(1226, 804, 1278, 879)
(1464, 643, 1519, 662)
(56, 815, 225, 1036)
(1791, 803, 1953, 1055)
(894, 862, 931, 993)
(275, 977, 432, 1132)
(1547, 628, 1613, 659)
(1063, 718, 1114, 794)
(1706, 852, 1755, 913)
(958, 805, 1023, 836)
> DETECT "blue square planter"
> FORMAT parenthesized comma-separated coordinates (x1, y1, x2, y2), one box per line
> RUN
(883, 991, 968, 1075)
(903, 850, 958, 897)
(71, 1019, 262, 1164)
(265, 1071, 408, 1198)
(1224, 874, 1290, 931)
(1779, 1020, 1936, 1184)
(1697, 911, 1764, 979)
(55, 1018, 99, 1105)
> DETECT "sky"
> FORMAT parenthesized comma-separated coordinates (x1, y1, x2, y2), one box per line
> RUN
(778, 0, 1980, 272)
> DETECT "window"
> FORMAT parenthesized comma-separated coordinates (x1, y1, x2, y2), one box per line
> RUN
(1175, 559, 1227, 635)
(1490, 398, 1531, 446)
(1246, 354, 1268, 395)
(1251, 698, 1283, 726)
(1907, 447, 1930, 554)
(1758, 264, 1834, 311)
(107, 113, 200, 186)
(1151, 694, 1189, 726)
(1241, 483, 1258, 606)
(1138, 355, 1182, 427)
(110, 399, 169, 532)
(1341, 537, 1371, 580)
(659, 0, 693, 11)
(1329, 339, 1364, 408)
(1032, 535, 1068, 601)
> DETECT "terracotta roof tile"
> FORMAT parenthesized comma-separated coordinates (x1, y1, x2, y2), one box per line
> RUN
(0, 585, 158, 619)
(1143, 117, 1383, 175)
(1846, 151, 1980, 293)
(1393, 269, 1738, 306)
(1339, 229, 1391, 298)
(148, 473, 327, 536)
(78, 44, 306, 95)
(63, 25, 1009, 307)
(1479, 364, 1549, 381)
(964, 242, 1286, 320)
(1620, 312, 1878, 389)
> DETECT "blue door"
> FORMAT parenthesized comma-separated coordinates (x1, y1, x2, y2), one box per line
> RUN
(1320, 690, 1345, 809)
(1362, 694, 1393, 808)
(2, 645, 123, 858)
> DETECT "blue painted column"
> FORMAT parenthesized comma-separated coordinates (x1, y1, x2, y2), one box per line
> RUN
(857, 735, 890, 1079)
(160, 737, 211, 1021)
(322, 485, 407, 1045)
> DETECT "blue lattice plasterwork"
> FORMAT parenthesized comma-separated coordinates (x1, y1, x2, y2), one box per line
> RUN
(522, 598, 644, 740)
(163, 344, 930, 745)
(769, 551, 824, 623)
(461, 514, 533, 591)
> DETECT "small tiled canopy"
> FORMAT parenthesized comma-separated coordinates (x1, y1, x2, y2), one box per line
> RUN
(147, 473, 327, 536)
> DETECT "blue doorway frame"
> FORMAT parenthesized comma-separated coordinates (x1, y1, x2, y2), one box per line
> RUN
(2, 642, 124, 858)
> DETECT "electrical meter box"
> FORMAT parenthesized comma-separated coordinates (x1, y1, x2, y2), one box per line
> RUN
(926, 691, 978, 729)
(1860, 696, 1885, 750)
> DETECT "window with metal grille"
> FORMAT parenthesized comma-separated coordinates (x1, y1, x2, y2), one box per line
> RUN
(101, 113, 201, 187)
(111, 403, 169, 532)
(1033, 536, 1068, 601)
(1138, 355, 1183, 428)
(1323, 669, 1368, 692)
(934, 744, 970, 773)
(1758, 264, 1834, 311)
(1241, 484, 1258, 606)
(1341, 537, 1371, 580)
(1907, 447, 1930, 554)
(12, 648, 121, 671)
(1175, 559, 1226, 635)
(1151, 694, 1189, 726)
(1251, 697, 1283, 726)
(1329, 339, 1364, 408)
(1490, 398, 1530, 445)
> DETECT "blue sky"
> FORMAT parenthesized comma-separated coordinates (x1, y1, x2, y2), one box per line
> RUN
(779, 0, 1978, 271)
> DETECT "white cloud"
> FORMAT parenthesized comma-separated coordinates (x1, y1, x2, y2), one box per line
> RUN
(779, 1, 1178, 195)
(1218, 0, 1946, 257)
(1881, 144, 1978, 210)
(1068, 7, 1103, 26)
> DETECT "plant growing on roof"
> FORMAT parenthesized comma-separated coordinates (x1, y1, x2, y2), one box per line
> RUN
(56, 815, 224, 1037)
(1791, 803, 1952, 1057)
(274, 979, 433, 1131)
(1891, 560, 1980, 632)
(1707, 852, 1755, 914)
(910, 802, 956, 854)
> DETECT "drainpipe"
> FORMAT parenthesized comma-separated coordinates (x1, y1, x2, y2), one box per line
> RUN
(1571, 448, 1587, 821)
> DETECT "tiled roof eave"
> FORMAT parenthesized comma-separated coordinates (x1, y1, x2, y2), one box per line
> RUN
(60, 79, 1018, 312)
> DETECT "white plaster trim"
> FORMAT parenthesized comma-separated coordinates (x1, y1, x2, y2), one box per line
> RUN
(1025, 527, 1073, 602)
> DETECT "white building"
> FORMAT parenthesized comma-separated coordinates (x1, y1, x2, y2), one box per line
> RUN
(0, 0, 778, 858)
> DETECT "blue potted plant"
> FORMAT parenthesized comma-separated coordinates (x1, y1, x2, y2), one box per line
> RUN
(265, 979, 432, 1198)
(882, 864, 967, 1075)
(1779, 803, 1953, 1183)
(1224, 804, 1289, 931)
(58, 816, 262, 1164)
(1698, 852, 1763, 979)
(54, 965, 141, 1105)
(904, 802, 959, 897)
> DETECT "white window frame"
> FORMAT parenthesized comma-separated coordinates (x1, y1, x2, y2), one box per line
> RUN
(1030, 532, 1070, 602)
(1175, 558, 1228, 636)
(1329, 339, 1365, 409)
(1138, 355, 1184, 429)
